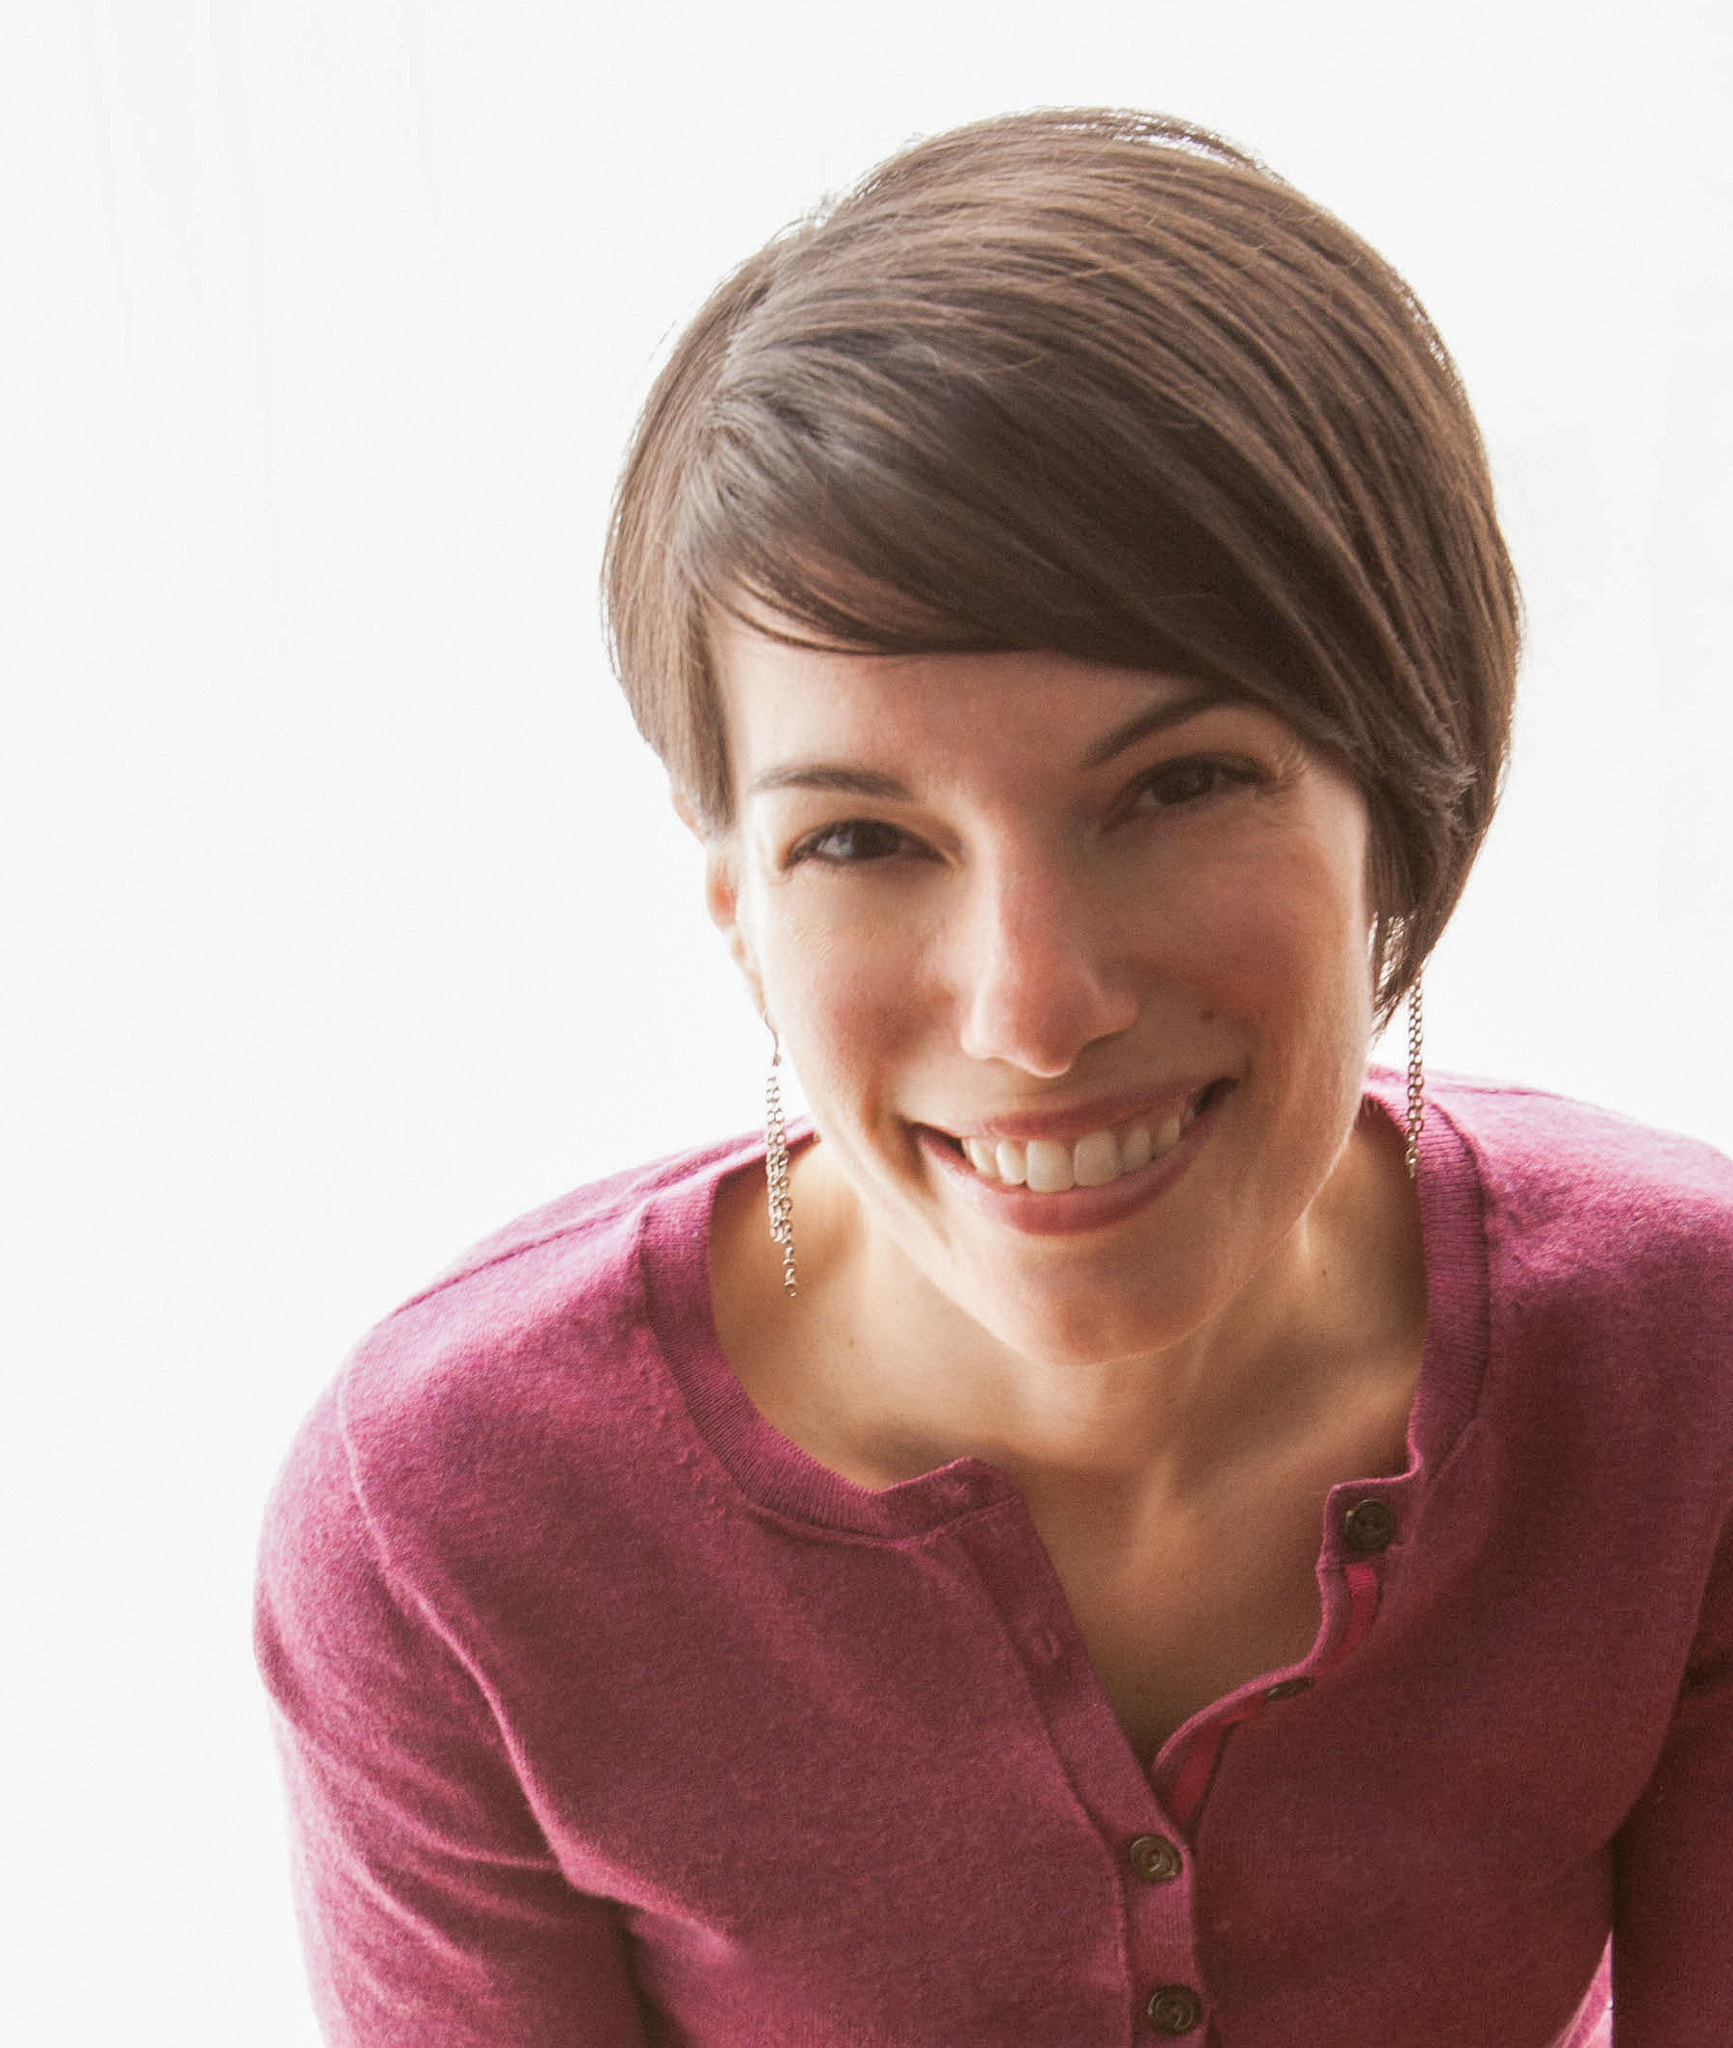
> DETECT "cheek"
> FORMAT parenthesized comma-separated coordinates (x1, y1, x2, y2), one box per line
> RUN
(743, 887, 926, 1090)
(1172, 831, 1373, 1034)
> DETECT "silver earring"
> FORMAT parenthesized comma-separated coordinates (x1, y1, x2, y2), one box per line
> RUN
(1403, 977, 1425, 1182)
(764, 1031, 798, 1298)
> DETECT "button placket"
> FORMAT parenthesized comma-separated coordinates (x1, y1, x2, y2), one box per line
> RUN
(1117, 1496, 1402, 2041)
(1127, 1833, 1182, 1882)
(1262, 1676, 1313, 1703)
(1341, 1496, 1399, 1552)
(1119, 1796, 1210, 2042)
(1145, 1983, 1205, 2034)
(967, 1507, 1214, 2041)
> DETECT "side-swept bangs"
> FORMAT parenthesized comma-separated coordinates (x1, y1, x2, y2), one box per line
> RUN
(603, 109, 1519, 1020)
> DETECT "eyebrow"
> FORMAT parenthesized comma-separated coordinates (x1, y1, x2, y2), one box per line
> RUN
(747, 763, 915, 799)
(1079, 689, 1233, 769)
(745, 688, 1233, 799)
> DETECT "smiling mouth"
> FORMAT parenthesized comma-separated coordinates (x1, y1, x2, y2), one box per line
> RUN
(934, 1080, 1236, 1193)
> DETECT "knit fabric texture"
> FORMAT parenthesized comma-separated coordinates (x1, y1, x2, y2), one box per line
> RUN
(256, 1072, 1733, 2045)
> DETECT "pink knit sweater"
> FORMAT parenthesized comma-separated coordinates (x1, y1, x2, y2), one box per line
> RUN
(256, 1073, 1733, 2044)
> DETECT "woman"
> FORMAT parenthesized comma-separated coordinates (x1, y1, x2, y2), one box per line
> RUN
(256, 111, 1733, 2045)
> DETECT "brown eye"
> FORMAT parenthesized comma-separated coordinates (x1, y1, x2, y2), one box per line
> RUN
(793, 820, 915, 866)
(1132, 758, 1256, 811)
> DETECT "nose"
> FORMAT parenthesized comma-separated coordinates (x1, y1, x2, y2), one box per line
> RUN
(953, 854, 1138, 1077)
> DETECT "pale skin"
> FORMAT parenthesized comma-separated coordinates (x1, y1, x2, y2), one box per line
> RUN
(690, 620, 1427, 1762)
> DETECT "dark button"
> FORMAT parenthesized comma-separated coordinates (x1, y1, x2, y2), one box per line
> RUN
(1146, 1985, 1204, 2034)
(1127, 1833, 1183, 1881)
(1263, 1677, 1314, 1703)
(1342, 1497, 1399, 1552)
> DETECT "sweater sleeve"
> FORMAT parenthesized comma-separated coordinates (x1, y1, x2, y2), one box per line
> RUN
(1609, 1496, 1733, 2033)
(254, 1384, 649, 2048)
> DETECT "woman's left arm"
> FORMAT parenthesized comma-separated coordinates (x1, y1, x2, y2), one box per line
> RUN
(1610, 1504, 1733, 2029)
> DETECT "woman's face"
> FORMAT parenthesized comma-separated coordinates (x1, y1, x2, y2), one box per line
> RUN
(703, 622, 1380, 1367)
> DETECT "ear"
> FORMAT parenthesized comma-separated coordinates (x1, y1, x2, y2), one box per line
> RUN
(675, 787, 767, 1018)
(670, 783, 769, 1012)
(671, 785, 703, 840)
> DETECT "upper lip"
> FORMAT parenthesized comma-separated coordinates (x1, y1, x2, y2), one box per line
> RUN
(920, 1079, 1232, 1147)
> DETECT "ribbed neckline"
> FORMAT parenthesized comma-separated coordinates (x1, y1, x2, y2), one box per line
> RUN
(637, 1068, 1491, 1537)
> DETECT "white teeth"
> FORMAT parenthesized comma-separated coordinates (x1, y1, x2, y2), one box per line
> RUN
(1025, 1138, 1074, 1193)
(957, 1094, 1217, 1190)
(1072, 1130, 1119, 1187)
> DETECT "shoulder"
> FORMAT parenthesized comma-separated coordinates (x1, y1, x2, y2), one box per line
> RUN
(1382, 1072, 1733, 1451)
(1419, 1071, 1733, 1264)
(1368, 1065, 1733, 1402)
(350, 1131, 751, 1426)
(259, 1131, 762, 1609)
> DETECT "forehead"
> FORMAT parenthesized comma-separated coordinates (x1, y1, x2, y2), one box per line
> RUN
(709, 618, 1246, 787)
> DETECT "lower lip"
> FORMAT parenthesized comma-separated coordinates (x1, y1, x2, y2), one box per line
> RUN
(913, 1090, 1227, 1238)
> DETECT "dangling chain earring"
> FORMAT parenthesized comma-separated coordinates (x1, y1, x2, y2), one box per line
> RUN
(1403, 977, 1426, 1182)
(764, 1030, 798, 1299)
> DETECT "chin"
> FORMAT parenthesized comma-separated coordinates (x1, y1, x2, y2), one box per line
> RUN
(911, 1094, 1353, 1368)
(955, 1246, 1236, 1368)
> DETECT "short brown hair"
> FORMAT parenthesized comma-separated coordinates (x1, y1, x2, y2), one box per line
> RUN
(602, 108, 1519, 1020)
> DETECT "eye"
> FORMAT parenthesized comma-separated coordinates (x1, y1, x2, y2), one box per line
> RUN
(786, 819, 922, 868)
(1127, 756, 1261, 813)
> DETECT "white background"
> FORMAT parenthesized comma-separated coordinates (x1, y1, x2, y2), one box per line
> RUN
(4, 2, 1729, 2039)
